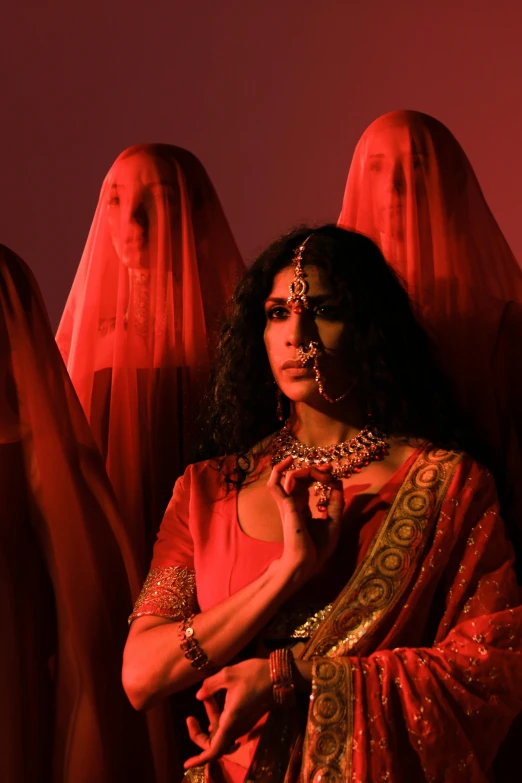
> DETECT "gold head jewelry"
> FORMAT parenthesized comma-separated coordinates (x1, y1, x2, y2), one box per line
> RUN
(287, 235, 313, 313)
(296, 340, 351, 405)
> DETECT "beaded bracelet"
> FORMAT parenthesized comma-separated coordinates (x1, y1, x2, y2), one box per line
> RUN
(178, 613, 213, 671)
(269, 647, 296, 709)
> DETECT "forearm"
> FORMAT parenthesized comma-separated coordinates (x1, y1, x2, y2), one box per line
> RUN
(123, 560, 302, 709)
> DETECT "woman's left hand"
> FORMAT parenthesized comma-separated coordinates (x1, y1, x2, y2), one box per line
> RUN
(184, 658, 274, 769)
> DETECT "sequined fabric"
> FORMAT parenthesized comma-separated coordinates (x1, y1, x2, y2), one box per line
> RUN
(263, 602, 333, 640)
(128, 565, 197, 623)
(247, 446, 522, 783)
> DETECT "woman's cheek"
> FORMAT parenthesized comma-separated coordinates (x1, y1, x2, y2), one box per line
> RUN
(319, 322, 345, 351)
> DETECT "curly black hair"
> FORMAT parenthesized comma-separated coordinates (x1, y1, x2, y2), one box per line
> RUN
(198, 224, 483, 486)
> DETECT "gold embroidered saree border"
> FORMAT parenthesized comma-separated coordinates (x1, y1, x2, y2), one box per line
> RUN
(246, 444, 462, 783)
(300, 659, 354, 783)
(302, 445, 462, 660)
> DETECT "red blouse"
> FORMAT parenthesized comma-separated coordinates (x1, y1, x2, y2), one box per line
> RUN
(151, 449, 422, 613)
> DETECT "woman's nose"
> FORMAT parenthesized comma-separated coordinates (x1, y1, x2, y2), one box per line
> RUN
(285, 311, 314, 347)
(390, 161, 406, 194)
(131, 202, 149, 231)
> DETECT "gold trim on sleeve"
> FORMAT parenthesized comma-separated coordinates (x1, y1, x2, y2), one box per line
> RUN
(128, 565, 197, 624)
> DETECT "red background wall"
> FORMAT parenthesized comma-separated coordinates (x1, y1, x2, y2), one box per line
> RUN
(1, 0, 521, 327)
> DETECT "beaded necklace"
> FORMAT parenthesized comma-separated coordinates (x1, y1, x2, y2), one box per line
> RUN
(271, 422, 389, 510)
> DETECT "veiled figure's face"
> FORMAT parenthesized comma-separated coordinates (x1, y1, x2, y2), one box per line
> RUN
(363, 122, 429, 241)
(106, 152, 179, 269)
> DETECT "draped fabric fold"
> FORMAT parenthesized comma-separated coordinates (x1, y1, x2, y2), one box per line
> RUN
(56, 144, 245, 569)
(338, 110, 522, 575)
(246, 446, 522, 782)
(1, 245, 178, 782)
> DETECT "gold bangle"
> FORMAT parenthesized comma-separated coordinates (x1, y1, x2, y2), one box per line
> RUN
(269, 648, 296, 709)
(178, 613, 213, 671)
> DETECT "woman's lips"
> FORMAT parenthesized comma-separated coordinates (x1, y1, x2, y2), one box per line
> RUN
(282, 366, 314, 377)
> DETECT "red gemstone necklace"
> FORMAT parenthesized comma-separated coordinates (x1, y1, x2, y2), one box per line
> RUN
(271, 422, 389, 511)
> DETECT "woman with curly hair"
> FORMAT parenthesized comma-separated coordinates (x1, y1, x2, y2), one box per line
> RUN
(123, 225, 522, 783)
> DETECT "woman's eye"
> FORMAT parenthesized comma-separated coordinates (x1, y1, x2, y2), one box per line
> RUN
(314, 305, 339, 319)
(266, 306, 289, 320)
(108, 196, 120, 206)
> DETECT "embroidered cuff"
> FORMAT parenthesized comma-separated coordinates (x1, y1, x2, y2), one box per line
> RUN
(128, 565, 197, 624)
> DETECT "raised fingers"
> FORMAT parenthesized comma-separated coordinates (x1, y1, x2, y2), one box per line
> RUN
(267, 455, 294, 499)
(186, 716, 211, 751)
(184, 715, 238, 768)
(283, 464, 334, 495)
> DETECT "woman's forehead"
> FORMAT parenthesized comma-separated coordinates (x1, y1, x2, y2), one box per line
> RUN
(365, 125, 425, 158)
(109, 154, 174, 189)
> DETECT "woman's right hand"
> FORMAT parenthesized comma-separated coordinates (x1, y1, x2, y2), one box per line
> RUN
(267, 456, 344, 588)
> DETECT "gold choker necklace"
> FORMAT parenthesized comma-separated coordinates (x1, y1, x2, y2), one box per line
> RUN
(271, 422, 389, 511)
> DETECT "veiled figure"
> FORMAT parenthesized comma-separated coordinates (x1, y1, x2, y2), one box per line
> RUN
(338, 110, 522, 575)
(56, 144, 245, 570)
(0, 245, 177, 782)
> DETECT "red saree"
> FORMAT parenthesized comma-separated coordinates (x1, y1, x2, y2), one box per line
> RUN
(338, 110, 522, 576)
(56, 144, 245, 571)
(135, 446, 522, 781)
(1, 245, 178, 782)
(249, 446, 522, 782)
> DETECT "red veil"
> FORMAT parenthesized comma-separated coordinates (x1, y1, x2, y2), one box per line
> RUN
(1, 245, 177, 782)
(338, 110, 522, 572)
(56, 144, 245, 569)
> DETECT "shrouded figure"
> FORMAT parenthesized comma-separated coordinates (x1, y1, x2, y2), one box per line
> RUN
(56, 144, 244, 571)
(0, 245, 178, 782)
(123, 226, 522, 783)
(338, 110, 522, 579)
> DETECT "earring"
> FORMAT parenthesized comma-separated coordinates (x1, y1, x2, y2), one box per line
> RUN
(276, 387, 284, 421)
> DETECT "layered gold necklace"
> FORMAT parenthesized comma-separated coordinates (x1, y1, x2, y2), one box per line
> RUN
(271, 422, 389, 511)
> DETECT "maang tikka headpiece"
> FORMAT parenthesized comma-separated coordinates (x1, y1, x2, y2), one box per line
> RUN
(286, 233, 350, 405)
(287, 234, 313, 313)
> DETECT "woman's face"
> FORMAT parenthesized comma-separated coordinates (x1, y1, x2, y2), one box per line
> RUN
(264, 264, 351, 404)
(363, 123, 428, 241)
(106, 152, 179, 269)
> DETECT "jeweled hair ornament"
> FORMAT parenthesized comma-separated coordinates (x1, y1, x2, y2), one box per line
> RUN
(287, 235, 313, 313)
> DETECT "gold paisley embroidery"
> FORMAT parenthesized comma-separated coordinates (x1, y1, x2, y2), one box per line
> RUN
(128, 565, 197, 624)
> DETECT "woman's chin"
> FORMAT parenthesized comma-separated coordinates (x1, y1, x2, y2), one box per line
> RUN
(280, 381, 321, 405)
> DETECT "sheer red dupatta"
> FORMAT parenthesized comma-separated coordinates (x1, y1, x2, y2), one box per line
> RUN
(56, 144, 245, 570)
(0, 245, 178, 782)
(246, 447, 522, 782)
(338, 110, 522, 573)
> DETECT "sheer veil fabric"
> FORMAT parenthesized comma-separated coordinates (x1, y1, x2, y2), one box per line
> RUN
(56, 144, 245, 570)
(0, 245, 177, 782)
(338, 110, 522, 574)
